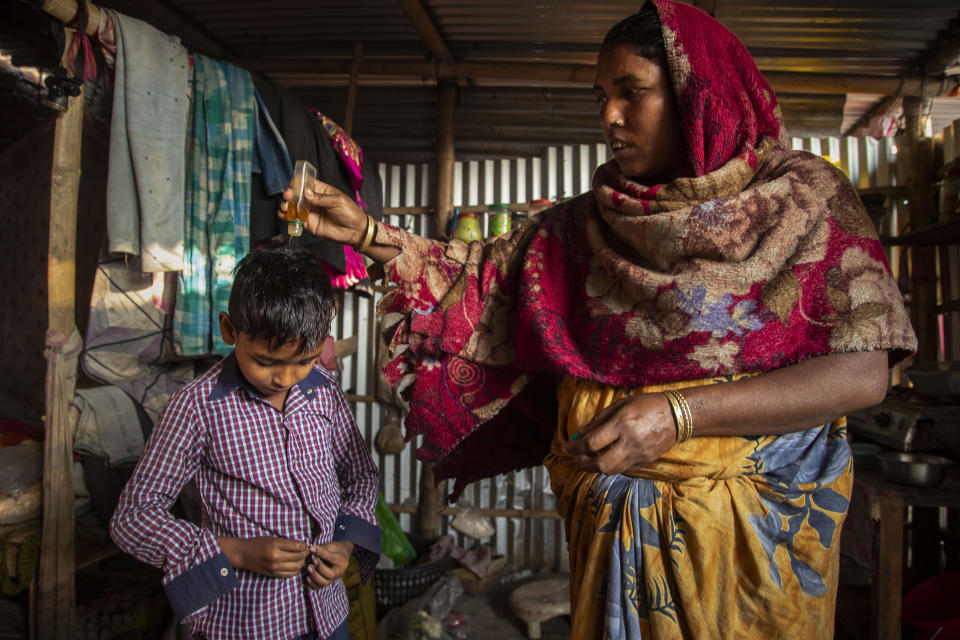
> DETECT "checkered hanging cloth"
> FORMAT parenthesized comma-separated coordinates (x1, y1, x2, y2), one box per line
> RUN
(174, 55, 253, 356)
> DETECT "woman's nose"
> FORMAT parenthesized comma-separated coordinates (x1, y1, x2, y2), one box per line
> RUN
(601, 103, 623, 131)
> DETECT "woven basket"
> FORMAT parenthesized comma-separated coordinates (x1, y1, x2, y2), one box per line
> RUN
(373, 534, 453, 618)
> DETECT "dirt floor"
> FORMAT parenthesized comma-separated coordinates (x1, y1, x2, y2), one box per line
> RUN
(448, 572, 572, 640)
(376, 570, 572, 640)
(0, 555, 887, 640)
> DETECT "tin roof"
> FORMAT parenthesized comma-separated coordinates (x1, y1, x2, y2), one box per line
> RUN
(2, 0, 959, 161)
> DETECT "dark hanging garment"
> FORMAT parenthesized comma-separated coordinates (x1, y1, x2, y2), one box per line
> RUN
(250, 77, 352, 273)
(359, 159, 384, 223)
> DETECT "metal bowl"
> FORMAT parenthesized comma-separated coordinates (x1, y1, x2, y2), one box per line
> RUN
(905, 361, 960, 398)
(876, 452, 953, 487)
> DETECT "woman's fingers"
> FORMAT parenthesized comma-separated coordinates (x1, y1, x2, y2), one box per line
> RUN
(562, 399, 625, 456)
(577, 440, 631, 474)
(564, 393, 678, 474)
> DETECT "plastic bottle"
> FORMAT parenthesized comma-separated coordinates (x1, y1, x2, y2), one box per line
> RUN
(451, 212, 482, 243)
(488, 203, 512, 237)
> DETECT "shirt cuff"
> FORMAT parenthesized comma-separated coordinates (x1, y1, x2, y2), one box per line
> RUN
(333, 513, 381, 584)
(162, 552, 238, 620)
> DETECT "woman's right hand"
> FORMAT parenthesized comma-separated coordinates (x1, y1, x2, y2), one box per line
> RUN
(280, 180, 367, 247)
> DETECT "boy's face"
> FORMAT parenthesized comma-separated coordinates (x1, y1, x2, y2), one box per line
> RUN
(219, 312, 324, 407)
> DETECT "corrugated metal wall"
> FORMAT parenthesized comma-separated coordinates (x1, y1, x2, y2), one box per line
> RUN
(334, 121, 960, 571)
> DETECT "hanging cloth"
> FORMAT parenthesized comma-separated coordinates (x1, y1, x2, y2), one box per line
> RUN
(63, 1, 99, 83)
(174, 55, 254, 356)
(104, 11, 189, 272)
(36, 328, 83, 639)
(312, 110, 372, 294)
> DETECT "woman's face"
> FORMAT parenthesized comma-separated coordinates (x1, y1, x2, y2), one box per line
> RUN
(594, 46, 688, 182)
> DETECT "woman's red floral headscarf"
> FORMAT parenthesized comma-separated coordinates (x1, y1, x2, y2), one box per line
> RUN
(377, 0, 916, 496)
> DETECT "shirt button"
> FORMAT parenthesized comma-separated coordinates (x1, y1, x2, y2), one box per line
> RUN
(338, 524, 346, 531)
(220, 568, 229, 577)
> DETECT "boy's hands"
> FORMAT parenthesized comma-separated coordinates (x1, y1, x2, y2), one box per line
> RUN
(305, 541, 354, 590)
(217, 536, 309, 578)
(216, 536, 354, 589)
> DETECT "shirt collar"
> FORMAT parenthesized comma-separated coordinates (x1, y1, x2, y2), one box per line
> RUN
(209, 351, 332, 402)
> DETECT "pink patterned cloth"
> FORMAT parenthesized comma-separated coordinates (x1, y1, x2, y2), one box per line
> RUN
(376, 0, 916, 496)
(310, 110, 371, 292)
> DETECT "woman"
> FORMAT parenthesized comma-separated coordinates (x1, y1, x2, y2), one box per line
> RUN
(283, 1, 916, 637)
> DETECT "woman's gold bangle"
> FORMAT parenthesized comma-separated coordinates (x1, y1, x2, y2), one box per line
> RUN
(355, 214, 376, 253)
(664, 389, 693, 443)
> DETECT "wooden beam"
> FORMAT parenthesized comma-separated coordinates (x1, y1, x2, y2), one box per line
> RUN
(870, 494, 904, 640)
(763, 71, 958, 98)
(246, 58, 960, 98)
(395, 0, 452, 61)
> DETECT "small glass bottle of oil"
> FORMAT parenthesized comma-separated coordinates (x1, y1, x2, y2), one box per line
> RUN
(287, 160, 317, 237)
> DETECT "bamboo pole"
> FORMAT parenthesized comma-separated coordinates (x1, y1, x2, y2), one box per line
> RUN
(415, 78, 457, 538)
(435, 79, 456, 235)
(37, 44, 84, 640)
(343, 41, 363, 136)
(43, 0, 232, 60)
(42, 0, 100, 36)
(243, 58, 960, 98)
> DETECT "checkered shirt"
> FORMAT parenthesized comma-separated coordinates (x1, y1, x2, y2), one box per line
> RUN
(110, 353, 380, 640)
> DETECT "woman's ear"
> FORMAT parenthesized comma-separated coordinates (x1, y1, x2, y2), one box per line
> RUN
(218, 311, 238, 346)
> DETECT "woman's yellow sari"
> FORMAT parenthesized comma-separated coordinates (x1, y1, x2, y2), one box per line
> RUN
(546, 376, 852, 639)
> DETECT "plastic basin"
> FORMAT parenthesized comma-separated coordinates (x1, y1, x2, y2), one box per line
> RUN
(902, 571, 960, 639)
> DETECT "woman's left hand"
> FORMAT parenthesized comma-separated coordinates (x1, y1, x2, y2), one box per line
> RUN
(560, 393, 677, 475)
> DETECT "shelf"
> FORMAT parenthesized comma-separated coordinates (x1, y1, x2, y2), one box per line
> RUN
(881, 217, 960, 246)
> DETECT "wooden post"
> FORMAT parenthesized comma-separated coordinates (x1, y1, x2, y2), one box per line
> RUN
(343, 41, 363, 136)
(416, 79, 456, 537)
(870, 494, 904, 640)
(900, 97, 940, 361)
(417, 463, 445, 538)
(37, 57, 84, 639)
(435, 79, 456, 236)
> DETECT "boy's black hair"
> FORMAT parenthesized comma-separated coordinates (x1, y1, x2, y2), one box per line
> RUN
(601, 3, 667, 70)
(228, 245, 336, 354)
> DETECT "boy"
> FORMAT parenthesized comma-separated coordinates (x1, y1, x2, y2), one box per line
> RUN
(111, 246, 380, 640)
